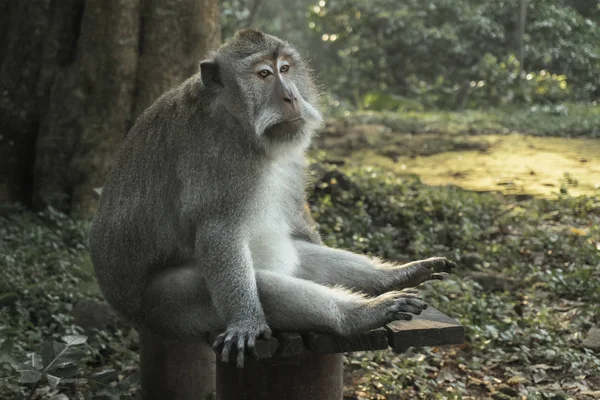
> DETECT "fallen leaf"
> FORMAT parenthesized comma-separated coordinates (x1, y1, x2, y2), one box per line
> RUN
(579, 390, 600, 398)
(507, 376, 528, 385)
(570, 227, 588, 236)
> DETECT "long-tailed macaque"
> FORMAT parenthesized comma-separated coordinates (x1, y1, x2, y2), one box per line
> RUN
(90, 29, 455, 369)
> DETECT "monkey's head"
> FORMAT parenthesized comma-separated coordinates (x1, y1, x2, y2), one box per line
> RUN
(200, 29, 322, 150)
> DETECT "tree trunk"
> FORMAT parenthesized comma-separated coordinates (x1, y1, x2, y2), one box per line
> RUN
(0, 0, 53, 206)
(516, 0, 528, 70)
(132, 0, 221, 121)
(0, 0, 221, 215)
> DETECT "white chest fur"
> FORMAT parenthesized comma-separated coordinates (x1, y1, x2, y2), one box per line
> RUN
(246, 158, 300, 275)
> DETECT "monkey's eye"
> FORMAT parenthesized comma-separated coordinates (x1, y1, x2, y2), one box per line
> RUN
(258, 69, 272, 78)
(280, 64, 290, 73)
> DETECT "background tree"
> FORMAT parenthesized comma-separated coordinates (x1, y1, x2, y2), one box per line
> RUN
(308, 0, 600, 109)
(0, 0, 221, 215)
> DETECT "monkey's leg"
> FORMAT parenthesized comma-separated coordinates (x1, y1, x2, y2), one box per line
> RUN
(255, 270, 427, 335)
(142, 267, 425, 352)
(141, 264, 225, 337)
(292, 240, 456, 295)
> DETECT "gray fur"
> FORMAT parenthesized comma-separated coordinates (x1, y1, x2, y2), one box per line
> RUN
(90, 29, 455, 368)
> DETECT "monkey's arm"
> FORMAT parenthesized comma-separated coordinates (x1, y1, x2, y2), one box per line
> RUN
(292, 240, 455, 295)
(199, 230, 271, 367)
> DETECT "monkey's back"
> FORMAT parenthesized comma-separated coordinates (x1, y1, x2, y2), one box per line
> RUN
(90, 75, 234, 320)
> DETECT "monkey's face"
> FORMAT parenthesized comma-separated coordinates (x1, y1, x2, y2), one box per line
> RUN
(202, 30, 323, 148)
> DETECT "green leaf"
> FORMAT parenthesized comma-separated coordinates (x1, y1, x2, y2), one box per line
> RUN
(0, 353, 24, 370)
(62, 335, 87, 346)
(89, 369, 119, 384)
(51, 364, 79, 378)
(96, 387, 121, 400)
(41, 341, 85, 372)
(41, 341, 67, 368)
(18, 369, 42, 383)
(46, 374, 61, 389)
(0, 338, 11, 353)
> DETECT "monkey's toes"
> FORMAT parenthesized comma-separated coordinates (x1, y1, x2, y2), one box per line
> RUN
(392, 312, 414, 321)
(431, 257, 456, 273)
(431, 272, 450, 281)
(382, 293, 428, 319)
(394, 297, 428, 314)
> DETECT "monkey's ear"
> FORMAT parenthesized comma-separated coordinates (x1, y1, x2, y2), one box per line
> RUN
(200, 60, 223, 88)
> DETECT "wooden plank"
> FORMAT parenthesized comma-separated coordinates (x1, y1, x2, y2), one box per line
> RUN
(304, 327, 388, 354)
(254, 337, 280, 360)
(275, 332, 304, 357)
(385, 306, 464, 352)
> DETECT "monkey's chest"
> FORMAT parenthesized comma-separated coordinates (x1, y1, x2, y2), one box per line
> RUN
(248, 220, 298, 275)
(246, 167, 300, 275)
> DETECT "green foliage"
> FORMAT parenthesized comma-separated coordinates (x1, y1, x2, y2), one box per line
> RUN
(221, 0, 315, 45)
(0, 205, 138, 399)
(308, 168, 498, 259)
(468, 54, 571, 106)
(309, 0, 600, 108)
(337, 102, 600, 138)
(0, 206, 89, 343)
(308, 161, 600, 398)
(0, 335, 87, 397)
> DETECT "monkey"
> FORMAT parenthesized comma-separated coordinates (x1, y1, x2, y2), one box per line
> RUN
(89, 29, 455, 369)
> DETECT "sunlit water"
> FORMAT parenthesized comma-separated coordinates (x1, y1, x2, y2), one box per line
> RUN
(353, 133, 600, 197)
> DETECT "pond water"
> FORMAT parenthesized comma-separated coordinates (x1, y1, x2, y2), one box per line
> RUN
(351, 133, 600, 197)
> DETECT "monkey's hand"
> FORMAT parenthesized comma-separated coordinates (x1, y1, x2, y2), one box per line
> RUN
(213, 317, 272, 368)
(393, 257, 457, 290)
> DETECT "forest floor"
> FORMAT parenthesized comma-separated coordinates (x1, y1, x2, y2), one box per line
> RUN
(0, 104, 599, 399)
(310, 103, 600, 399)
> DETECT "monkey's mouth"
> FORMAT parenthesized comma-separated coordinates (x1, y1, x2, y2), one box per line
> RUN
(264, 118, 305, 138)
(278, 117, 303, 126)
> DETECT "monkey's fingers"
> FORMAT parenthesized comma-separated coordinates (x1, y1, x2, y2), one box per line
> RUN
(430, 272, 450, 281)
(247, 335, 260, 360)
(212, 332, 226, 349)
(262, 327, 273, 340)
(220, 334, 235, 363)
(433, 258, 456, 273)
(236, 336, 246, 368)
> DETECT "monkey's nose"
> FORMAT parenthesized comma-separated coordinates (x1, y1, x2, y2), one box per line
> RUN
(283, 94, 297, 109)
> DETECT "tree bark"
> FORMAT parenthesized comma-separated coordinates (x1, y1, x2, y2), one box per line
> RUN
(34, 0, 141, 214)
(133, 0, 221, 121)
(0, 0, 221, 215)
(0, 1, 53, 205)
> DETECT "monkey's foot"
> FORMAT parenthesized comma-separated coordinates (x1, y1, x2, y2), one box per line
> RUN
(343, 292, 428, 333)
(394, 257, 457, 289)
(213, 319, 272, 368)
(378, 291, 428, 322)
